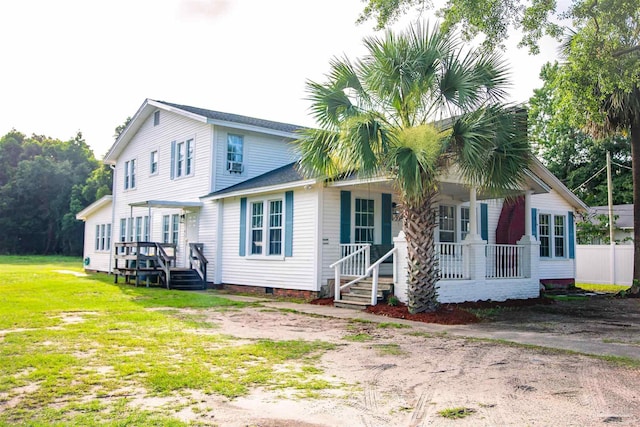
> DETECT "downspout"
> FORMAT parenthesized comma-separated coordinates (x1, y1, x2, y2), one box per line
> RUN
(109, 164, 116, 273)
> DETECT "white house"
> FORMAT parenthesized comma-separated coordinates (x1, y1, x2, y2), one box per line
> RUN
(77, 99, 587, 305)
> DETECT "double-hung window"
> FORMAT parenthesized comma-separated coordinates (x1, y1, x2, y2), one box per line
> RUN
(438, 205, 456, 243)
(150, 151, 158, 175)
(249, 198, 284, 256)
(162, 215, 170, 244)
(460, 207, 470, 241)
(124, 159, 136, 189)
(539, 213, 566, 258)
(95, 225, 101, 250)
(135, 217, 142, 242)
(143, 216, 150, 241)
(95, 224, 110, 251)
(227, 134, 244, 173)
(171, 214, 179, 244)
(174, 139, 194, 178)
(354, 198, 374, 244)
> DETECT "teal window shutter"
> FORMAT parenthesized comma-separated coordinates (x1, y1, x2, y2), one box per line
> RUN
(340, 191, 351, 244)
(568, 211, 575, 259)
(532, 208, 538, 238)
(381, 193, 392, 244)
(480, 203, 488, 241)
(170, 141, 176, 180)
(285, 191, 294, 257)
(239, 197, 247, 256)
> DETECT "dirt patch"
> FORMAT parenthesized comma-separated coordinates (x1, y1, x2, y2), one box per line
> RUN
(365, 302, 480, 324)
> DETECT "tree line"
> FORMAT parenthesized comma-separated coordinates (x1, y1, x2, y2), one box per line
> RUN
(0, 130, 111, 255)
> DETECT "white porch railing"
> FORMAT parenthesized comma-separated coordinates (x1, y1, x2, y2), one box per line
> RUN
(436, 243, 466, 279)
(366, 247, 397, 305)
(485, 244, 524, 279)
(340, 244, 371, 276)
(331, 244, 371, 302)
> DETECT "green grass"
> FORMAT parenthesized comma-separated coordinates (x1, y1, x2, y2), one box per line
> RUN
(575, 283, 630, 293)
(373, 343, 405, 356)
(0, 256, 338, 425)
(438, 407, 475, 419)
(343, 333, 374, 342)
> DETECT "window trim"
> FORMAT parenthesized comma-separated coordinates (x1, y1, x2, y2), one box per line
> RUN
(150, 150, 158, 176)
(153, 110, 160, 126)
(173, 137, 195, 179)
(244, 194, 286, 259)
(227, 134, 244, 174)
(438, 204, 456, 243)
(538, 211, 568, 259)
(124, 158, 137, 190)
(354, 197, 375, 244)
(94, 223, 111, 252)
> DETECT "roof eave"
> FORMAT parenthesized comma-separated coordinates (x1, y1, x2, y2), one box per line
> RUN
(75, 195, 113, 221)
(202, 179, 318, 201)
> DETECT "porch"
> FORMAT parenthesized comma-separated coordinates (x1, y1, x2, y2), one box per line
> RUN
(331, 188, 541, 307)
(113, 241, 209, 290)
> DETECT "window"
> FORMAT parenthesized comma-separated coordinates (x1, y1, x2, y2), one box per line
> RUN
(354, 198, 374, 243)
(135, 217, 142, 242)
(150, 151, 158, 175)
(248, 198, 285, 256)
(153, 110, 160, 126)
(175, 139, 194, 178)
(95, 223, 110, 251)
(227, 134, 244, 173)
(124, 159, 136, 189)
(162, 215, 170, 244)
(268, 200, 283, 255)
(250, 202, 264, 254)
(171, 214, 180, 244)
(460, 207, 470, 241)
(143, 216, 150, 241)
(538, 213, 566, 258)
(120, 218, 127, 242)
(554, 215, 565, 257)
(439, 205, 455, 243)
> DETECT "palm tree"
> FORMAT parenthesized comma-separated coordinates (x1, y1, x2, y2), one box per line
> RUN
(296, 23, 531, 313)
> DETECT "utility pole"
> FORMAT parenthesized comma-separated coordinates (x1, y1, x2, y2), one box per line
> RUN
(607, 151, 616, 285)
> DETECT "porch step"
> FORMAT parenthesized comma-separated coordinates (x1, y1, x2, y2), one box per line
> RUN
(334, 300, 369, 310)
(168, 268, 206, 291)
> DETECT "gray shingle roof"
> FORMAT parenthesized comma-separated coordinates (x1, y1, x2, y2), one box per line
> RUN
(204, 163, 306, 198)
(156, 101, 306, 134)
(589, 205, 634, 229)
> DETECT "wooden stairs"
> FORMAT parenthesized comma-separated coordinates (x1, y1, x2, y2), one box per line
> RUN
(334, 277, 394, 310)
(167, 268, 206, 290)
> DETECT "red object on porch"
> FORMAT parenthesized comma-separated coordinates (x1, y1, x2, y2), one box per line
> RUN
(496, 196, 525, 245)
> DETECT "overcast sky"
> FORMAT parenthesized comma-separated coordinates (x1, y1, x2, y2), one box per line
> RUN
(0, 0, 563, 158)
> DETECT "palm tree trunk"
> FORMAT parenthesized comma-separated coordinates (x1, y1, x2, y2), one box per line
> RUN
(402, 189, 440, 313)
(630, 123, 640, 295)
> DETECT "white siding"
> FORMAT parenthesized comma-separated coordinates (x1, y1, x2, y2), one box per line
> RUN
(320, 189, 342, 285)
(532, 190, 577, 280)
(213, 127, 298, 191)
(82, 202, 113, 272)
(220, 188, 319, 290)
(112, 110, 213, 267)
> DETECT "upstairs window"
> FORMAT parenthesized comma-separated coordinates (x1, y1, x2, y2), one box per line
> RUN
(150, 150, 158, 175)
(172, 139, 194, 178)
(124, 159, 136, 189)
(153, 110, 160, 126)
(227, 134, 244, 173)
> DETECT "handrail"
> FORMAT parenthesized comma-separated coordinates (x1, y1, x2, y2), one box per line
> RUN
(365, 247, 397, 306)
(189, 243, 208, 286)
(331, 244, 371, 302)
(155, 243, 172, 289)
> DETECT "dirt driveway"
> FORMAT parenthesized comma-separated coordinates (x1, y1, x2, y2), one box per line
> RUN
(162, 296, 640, 426)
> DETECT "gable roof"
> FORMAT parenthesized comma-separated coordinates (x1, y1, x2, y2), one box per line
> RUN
(202, 163, 316, 200)
(104, 99, 305, 164)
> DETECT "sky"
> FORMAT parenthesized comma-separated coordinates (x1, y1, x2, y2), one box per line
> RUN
(0, 0, 564, 158)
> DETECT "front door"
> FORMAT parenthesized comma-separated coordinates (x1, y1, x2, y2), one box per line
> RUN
(184, 212, 199, 266)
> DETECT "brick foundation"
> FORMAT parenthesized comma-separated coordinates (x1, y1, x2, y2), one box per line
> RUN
(221, 284, 319, 301)
(540, 278, 575, 289)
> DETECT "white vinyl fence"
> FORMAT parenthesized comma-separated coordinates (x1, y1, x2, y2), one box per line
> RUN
(575, 245, 633, 286)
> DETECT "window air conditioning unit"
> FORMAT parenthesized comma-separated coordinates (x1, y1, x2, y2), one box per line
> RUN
(228, 161, 243, 173)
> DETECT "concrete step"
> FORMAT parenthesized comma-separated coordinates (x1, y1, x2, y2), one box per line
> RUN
(341, 293, 379, 303)
(349, 287, 385, 298)
(334, 300, 368, 310)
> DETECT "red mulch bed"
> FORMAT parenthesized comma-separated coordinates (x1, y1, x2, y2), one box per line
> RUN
(309, 296, 554, 325)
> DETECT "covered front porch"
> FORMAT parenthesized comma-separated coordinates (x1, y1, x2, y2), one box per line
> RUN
(329, 178, 543, 306)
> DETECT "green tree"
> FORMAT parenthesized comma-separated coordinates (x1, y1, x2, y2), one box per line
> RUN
(297, 23, 530, 313)
(529, 62, 633, 206)
(357, 0, 565, 53)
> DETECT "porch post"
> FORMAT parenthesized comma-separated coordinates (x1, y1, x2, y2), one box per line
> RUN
(393, 231, 408, 304)
(465, 186, 486, 281)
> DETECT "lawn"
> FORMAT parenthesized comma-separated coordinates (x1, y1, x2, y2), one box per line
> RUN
(0, 256, 335, 426)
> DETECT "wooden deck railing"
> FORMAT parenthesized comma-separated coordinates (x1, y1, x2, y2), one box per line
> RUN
(113, 242, 176, 287)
